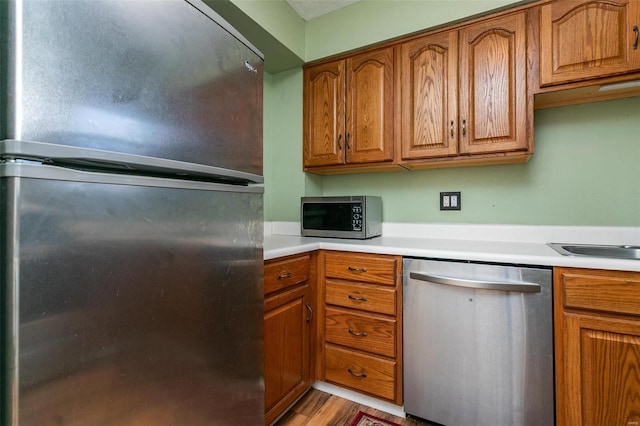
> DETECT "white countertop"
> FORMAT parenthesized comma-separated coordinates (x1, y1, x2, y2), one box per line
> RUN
(264, 222, 640, 272)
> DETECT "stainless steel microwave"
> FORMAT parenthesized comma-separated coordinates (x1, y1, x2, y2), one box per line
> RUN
(300, 196, 382, 239)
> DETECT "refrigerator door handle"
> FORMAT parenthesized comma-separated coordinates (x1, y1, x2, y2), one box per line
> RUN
(409, 272, 541, 293)
(1, 140, 264, 184)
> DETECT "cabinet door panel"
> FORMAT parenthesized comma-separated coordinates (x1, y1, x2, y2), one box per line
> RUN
(264, 285, 310, 424)
(400, 31, 459, 159)
(346, 47, 394, 164)
(459, 12, 528, 154)
(562, 313, 640, 426)
(540, 0, 640, 85)
(303, 61, 346, 167)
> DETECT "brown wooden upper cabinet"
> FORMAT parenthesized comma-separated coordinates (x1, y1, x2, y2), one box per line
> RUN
(539, 0, 640, 86)
(400, 11, 529, 160)
(303, 47, 394, 168)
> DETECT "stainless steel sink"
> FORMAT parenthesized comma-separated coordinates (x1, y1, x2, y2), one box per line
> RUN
(548, 243, 640, 260)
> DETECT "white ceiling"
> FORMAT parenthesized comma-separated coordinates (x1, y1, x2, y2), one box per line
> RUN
(286, 0, 361, 21)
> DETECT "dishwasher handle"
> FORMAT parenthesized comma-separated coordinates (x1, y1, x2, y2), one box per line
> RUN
(409, 272, 541, 293)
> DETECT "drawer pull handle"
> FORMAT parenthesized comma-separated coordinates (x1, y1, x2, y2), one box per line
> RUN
(634, 25, 639, 50)
(277, 272, 292, 280)
(305, 303, 313, 323)
(348, 368, 367, 378)
(348, 294, 368, 302)
(348, 329, 368, 337)
(348, 266, 368, 272)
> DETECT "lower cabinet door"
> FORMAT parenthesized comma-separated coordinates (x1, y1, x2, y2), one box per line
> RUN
(264, 285, 311, 425)
(324, 344, 396, 401)
(559, 311, 640, 426)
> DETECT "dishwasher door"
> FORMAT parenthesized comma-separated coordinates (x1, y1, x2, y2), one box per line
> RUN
(403, 258, 554, 426)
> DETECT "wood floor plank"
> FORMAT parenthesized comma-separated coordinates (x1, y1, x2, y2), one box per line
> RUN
(291, 389, 332, 418)
(274, 389, 428, 426)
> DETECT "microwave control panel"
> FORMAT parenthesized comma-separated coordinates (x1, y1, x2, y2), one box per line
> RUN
(351, 204, 362, 231)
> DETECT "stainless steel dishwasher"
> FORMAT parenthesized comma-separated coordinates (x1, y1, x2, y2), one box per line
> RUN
(403, 258, 554, 426)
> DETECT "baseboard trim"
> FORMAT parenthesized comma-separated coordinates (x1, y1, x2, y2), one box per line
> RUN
(312, 381, 406, 418)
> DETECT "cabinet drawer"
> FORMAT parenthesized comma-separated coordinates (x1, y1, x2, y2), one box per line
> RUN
(264, 254, 310, 295)
(324, 344, 396, 401)
(558, 268, 640, 317)
(325, 307, 396, 358)
(326, 281, 396, 315)
(325, 252, 397, 286)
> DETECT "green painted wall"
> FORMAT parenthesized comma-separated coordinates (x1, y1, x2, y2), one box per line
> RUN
(229, 0, 305, 59)
(319, 97, 640, 226)
(260, 0, 640, 226)
(305, 0, 523, 61)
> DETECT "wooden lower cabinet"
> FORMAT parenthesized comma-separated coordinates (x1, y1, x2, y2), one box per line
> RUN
(264, 254, 314, 425)
(319, 251, 403, 405)
(554, 267, 640, 426)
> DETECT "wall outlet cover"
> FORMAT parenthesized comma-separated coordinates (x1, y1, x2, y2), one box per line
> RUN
(440, 192, 461, 211)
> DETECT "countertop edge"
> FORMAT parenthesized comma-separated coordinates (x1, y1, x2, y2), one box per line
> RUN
(264, 235, 640, 272)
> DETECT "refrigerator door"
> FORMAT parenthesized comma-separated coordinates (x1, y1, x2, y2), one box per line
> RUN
(2, 0, 263, 176)
(1, 162, 264, 425)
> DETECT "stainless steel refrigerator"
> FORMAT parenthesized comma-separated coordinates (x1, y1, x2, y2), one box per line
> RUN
(1, 0, 264, 424)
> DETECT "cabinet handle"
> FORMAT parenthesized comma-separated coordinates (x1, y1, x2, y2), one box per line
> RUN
(337, 133, 343, 150)
(345, 133, 351, 149)
(348, 329, 368, 337)
(348, 368, 367, 378)
(305, 303, 313, 323)
(450, 120, 454, 138)
(634, 25, 639, 50)
(348, 266, 368, 272)
(348, 294, 368, 302)
(277, 272, 292, 280)
(462, 119, 467, 137)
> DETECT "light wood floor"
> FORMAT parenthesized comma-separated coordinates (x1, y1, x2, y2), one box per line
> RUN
(274, 389, 428, 426)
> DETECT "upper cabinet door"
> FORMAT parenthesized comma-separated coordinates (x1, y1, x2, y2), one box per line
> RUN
(346, 47, 395, 164)
(458, 12, 529, 155)
(399, 31, 459, 160)
(540, 0, 640, 86)
(303, 61, 346, 167)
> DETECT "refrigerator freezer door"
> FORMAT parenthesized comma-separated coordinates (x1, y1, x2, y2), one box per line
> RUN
(1, 164, 264, 425)
(3, 0, 263, 176)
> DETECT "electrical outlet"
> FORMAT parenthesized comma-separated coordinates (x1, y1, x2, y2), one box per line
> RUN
(440, 192, 461, 211)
